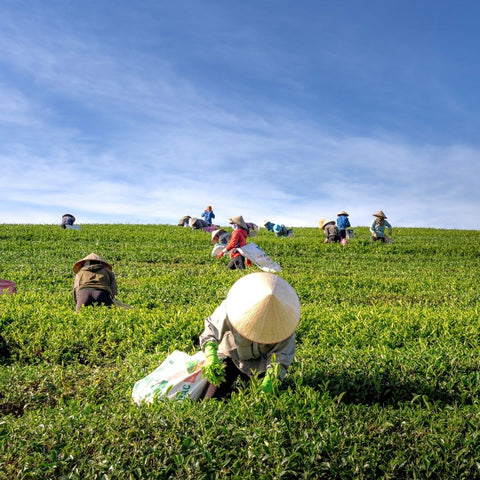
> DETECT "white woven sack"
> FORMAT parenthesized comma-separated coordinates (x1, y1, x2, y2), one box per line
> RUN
(132, 350, 207, 404)
(237, 243, 282, 273)
(211, 244, 224, 256)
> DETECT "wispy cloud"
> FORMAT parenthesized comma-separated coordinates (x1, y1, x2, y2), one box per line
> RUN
(0, 1, 479, 229)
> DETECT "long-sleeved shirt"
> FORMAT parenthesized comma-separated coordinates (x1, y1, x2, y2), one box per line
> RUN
(201, 210, 215, 224)
(336, 215, 351, 230)
(370, 219, 392, 238)
(225, 228, 248, 258)
(73, 264, 118, 301)
(199, 300, 295, 380)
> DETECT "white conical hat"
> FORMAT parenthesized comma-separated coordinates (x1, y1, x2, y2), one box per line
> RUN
(211, 229, 222, 242)
(226, 272, 301, 344)
(73, 252, 112, 273)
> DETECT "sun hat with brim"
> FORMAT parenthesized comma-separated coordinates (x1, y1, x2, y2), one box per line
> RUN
(228, 215, 248, 230)
(226, 272, 301, 344)
(73, 253, 112, 273)
(373, 210, 387, 218)
(318, 218, 335, 229)
(188, 217, 198, 227)
(211, 229, 223, 242)
(337, 211, 349, 216)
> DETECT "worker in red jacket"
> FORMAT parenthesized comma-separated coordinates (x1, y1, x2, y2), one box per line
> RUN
(217, 215, 249, 269)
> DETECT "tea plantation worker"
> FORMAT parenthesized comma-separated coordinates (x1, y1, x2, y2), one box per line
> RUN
(370, 210, 393, 242)
(336, 211, 351, 239)
(211, 228, 231, 246)
(201, 206, 215, 226)
(263, 220, 293, 238)
(217, 215, 249, 270)
(199, 272, 301, 399)
(319, 218, 341, 243)
(61, 213, 76, 229)
(177, 215, 191, 227)
(73, 253, 118, 313)
(189, 217, 210, 230)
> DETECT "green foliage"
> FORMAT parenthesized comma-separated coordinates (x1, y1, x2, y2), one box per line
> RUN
(1, 224, 480, 479)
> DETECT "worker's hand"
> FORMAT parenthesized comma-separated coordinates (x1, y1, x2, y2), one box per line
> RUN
(373, 233, 378, 239)
(260, 365, 280, 394)
(202, 342, 226, 387)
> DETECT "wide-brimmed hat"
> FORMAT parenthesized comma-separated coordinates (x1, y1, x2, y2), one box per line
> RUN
(229, 215, 248, 230)
(373, 210, 387, 218)
(318, 218, 335, 229)
(188, 217, 198, 227)
(337, 211, 349, 216)
(73, 253, 112, 273)
(226, 272, 301, 344)
(211, 229, 224, 243)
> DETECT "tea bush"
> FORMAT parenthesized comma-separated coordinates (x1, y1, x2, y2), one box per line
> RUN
(1, 224, 480, 479)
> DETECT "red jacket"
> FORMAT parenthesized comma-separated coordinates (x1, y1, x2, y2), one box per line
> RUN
(225, 228, 248, 258)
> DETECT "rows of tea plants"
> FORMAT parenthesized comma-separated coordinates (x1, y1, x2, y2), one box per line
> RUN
(1, 224, 479, 479)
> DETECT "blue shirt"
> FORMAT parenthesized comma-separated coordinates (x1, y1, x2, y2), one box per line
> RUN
(201, 210, 215, 224)
(336, 215, 351, 230)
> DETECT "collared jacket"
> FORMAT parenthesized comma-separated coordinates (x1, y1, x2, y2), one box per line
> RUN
(199, 300, 295, 380)
(336, 215, 351, 230)
(201, 210, 215, 224)
(225, 227, 248, 258)
(370, 219, 392, 238)
(73, 264, 117, 302)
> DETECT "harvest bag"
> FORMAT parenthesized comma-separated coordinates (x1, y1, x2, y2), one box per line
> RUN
(132, 350, 207, 404)
(211, 244, 224, 256)
(0, 279, 17, 295)
(346, 229, 354, 239)
(237, 243, 282, 273)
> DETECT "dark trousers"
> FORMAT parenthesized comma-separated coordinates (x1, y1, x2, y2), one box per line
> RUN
(201, 357, 251, 399)
(76, 289, 113, 312)
(227, 255, 245, 270)
(326, 235, 341, 243)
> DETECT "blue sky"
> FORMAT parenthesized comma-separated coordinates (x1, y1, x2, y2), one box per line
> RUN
(1, 1, 479, 229)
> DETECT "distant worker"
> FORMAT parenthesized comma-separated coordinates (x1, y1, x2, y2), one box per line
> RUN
(217, 215, 249, 269)
(189, 217, 209, 230)
(336, 211, 351, 239)
(178, 215, 191, 227)
(73, 253, 118, 313)
(370, 211, 393, 242)
(263, 220, 293, 238)
(211, 228, 231, 246)
(318, 218, 341, 243)
(199, 272, 301, 399)
(201, 206, 216, 226)
(61, 214, 76, 229)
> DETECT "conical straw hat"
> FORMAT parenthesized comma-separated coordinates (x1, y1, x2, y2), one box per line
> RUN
(318, 218, 335, 229)
(337, 211, 349, 216)
(211, 229, 222, 242)
(228, 215, 248, 230)
(373, 210, 387, 218)
(73, 252, 112, 273)
(226, 272, 301, 344)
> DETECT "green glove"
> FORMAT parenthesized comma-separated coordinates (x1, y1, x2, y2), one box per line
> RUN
(261, 366, 279, 394)
(202, 342, 226, 387)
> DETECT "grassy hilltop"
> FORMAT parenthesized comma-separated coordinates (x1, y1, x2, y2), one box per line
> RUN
(1, 224, 480, 479)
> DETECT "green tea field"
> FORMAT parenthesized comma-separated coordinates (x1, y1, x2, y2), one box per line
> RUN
(1, 224, 479, 479)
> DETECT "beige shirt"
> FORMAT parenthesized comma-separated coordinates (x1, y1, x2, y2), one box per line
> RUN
(199, 300, 295, 380)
